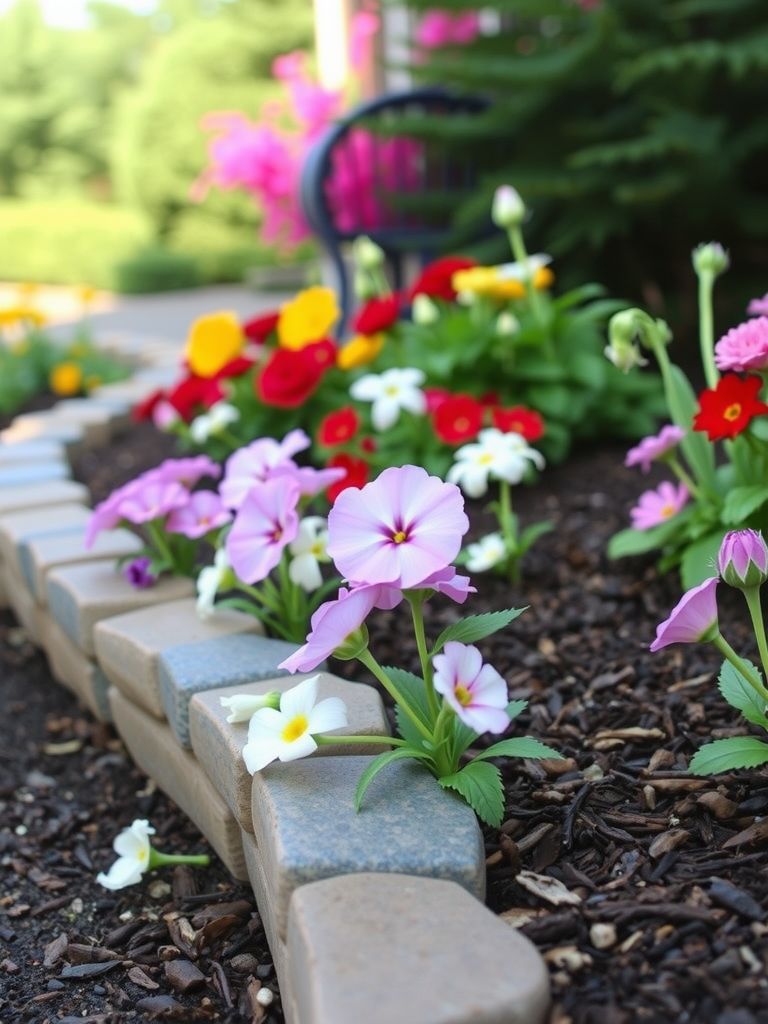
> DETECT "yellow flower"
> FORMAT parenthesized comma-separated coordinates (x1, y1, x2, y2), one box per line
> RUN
(533, 266, 555, 291)
(50, 362, 83, 396)
(336, 333, 385, 370)
(185, 311, 245, 378)
(0, 307, 23, 327)
(451, 264, 554, 302)
(277, 286, 339, 350)
(79, 284, 97, 308)
(19, 306, 48, 327)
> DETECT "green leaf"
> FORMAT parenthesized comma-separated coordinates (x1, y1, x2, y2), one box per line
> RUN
(689, 736, 768, 775)
(381, 666, 433, 739)
(680, 531, 725, 590)
(517, 520, 554, 555)
(432, 609, 526, 655)
(354, 748, 434, 811)
(722, 485, 768, 524)
(438, 760, 505, 827)
(717, 658, 768, 727)
(507, 700, 529, 722)
(607, 511, 689, 559)
(472, 736, 563, 762)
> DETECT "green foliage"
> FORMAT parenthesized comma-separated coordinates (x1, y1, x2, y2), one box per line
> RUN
(396, 0, 768, 312)
(115, 247, 201, 293)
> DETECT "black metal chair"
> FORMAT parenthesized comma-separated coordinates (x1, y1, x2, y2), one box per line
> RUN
(299, 87, 490, 335)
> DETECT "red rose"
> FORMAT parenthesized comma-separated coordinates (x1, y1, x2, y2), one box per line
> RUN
(409, 256, 477, 302)
(432, 394, 484, 444)
(167, 374, 225, 422)
(352, 294, 400, 335)
(257, 341, 333, 408)
(215, 355, 256, 380)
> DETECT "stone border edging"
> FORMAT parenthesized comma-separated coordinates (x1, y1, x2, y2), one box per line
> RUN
(0, 330, 551, 1024)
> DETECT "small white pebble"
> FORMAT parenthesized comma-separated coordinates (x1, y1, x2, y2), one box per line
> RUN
(14, 825, 27, 836)
(256, 987, 274, 1007)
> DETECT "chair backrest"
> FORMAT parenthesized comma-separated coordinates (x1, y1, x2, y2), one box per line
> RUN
(300, 87, 489, 334)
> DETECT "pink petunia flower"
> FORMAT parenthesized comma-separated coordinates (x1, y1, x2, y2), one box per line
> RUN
(225, 475, 300, 584)
(714, 317, 768, 372)
(327, 464, 469, 589)
(649, 577, 720, 651)
(114, 480, 190, 526)
(219, 429, 311, 509)
(629, 481, 689, 531)
(624, 425, 686, 473)
(148, 455, 221, 488)
(747, 293, 768, 317)
(166, 490, 232, 539)
(85, 478, 145, 548)
(278, 583, 403, 674)
(432, 641, 510, 734)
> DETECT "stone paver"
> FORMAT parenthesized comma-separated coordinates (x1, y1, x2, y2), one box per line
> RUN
(1, 415, 86, 455)
(251, 755, 486, 943)
(241, 829, 287, 982)
(93, 598, 263, 719)
(108, 687, 247, 881)
(46, 560, 195, 657)
(0, 563, 44, 640)
(0, 504, 92, 577)
(159, 633, 301, 748)
(10, 400, 126, 447)
(286, 873, 551, 1024)
(39, 613, 112, 721)
(0, 479, 90, 515)
(19, 527, 143, 603)
(0, 462, 70, 487)
(0, 439, 67, 465)
(189, 674, 392, 832)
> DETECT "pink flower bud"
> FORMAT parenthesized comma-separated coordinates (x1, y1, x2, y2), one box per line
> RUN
(717, 530, 768, 590)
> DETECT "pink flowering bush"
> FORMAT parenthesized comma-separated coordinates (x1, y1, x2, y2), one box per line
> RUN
(651, 529, 768, 775)
(227, 464, 561, 825)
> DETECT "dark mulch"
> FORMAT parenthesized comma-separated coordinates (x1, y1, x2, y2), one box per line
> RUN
(2, 410, 768, 1024)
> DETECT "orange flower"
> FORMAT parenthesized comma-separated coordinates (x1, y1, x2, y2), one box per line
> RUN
(185, 311, 245, 378)
(50, 362, 83, 396)
(336, 333, 384, 370)
(277, 286, 339, 350)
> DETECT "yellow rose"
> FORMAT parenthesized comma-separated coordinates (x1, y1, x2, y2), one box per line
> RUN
(185, 311, 245, 378)
(336, 333, 385, 371)
(277, 286, 339, 350)
(50, 362, 83, 396)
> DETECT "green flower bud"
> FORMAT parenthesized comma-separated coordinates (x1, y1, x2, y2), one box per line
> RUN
(692, 242, 729, 278)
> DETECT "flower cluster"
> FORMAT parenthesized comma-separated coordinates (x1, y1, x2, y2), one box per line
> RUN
(650, 529, 768, 775)
(224, 464, 561, 825)
(606, 245, 768, 589)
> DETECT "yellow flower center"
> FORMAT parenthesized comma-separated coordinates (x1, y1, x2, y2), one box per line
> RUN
(661, 503, 676, 518)
(392, 530, 407, 544)
(282, 714, 308, 743)
(454, 684, 472, 707)
(479, 453, 493, 464)
(724, 402, 742, 421)
(137, 847, 147, 862)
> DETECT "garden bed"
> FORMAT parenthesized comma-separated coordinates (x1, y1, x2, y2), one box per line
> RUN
(3, 410, 768, 1024)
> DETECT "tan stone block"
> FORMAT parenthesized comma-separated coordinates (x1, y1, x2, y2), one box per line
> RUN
(1, 414, 85, 455)
(189, 673, 391, 833)
(0, 440, 66, 466)
(108, 687, 247, 881)
(93, 598, 263, 719)
(287, 874, 551, 1024)
(240, 829, 287, 984)
(0, 479, 90, 515)
(0, 563, 44, 641)
(20, 527, 143, 603)
(39, 612, 111, 721)
(0, 503, 92, 578)
(9, 400, 126, 447)
(46, 560, 195, 657)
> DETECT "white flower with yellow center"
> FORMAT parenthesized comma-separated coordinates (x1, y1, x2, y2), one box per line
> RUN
(465, 533, 507, 572)
(288, 516, 330, 592)
(349, 367, 426, 431)
(219, 691, 281, 723)
(96, 819, 154, 890)
(242, 675, 348, 773)
(190, 401, 239, 444)
(447, 428, 545, 498)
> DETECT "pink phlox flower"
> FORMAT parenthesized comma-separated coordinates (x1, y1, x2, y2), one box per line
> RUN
(747, 293, 768, 317)
(149, 455, 221, 489)
(349, 10, 379, 71)
(85, 478, 145, 548)
(629, 481, 689, 531)
(649, 577, 719, 651)
(278, 583, 403, 674)
(414, 9, 480, 49)
(114, 480, 189, 526)
(274, 462, 347, 499)
(624, 425, 686, 473)
(419, 567, 475, 604)
(432, 641, 510, 734)
(220, 429, 311, 509)
(327, 464, 469, 589)
(166, 490, 232, 539)
(225, 475, 300, 584)
(714, 317, 768, 372)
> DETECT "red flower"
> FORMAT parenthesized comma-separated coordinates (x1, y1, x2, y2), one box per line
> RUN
(325, 453, 370, 503)
(409, 256, 477, 302)
(423, 386, 452, 413)
(432, 394, 484, 444)
(242, 310, 280, 343)
(352, 294, 400, 335)
(257, 341, 333, 408)
(132, 388, 166, 422)
(167, 374, 225, 421)
(318, 406, 360, 447)
(215, 355, 256, 380)
(693, 373, 768, 440)
(492, 405, 545, 442)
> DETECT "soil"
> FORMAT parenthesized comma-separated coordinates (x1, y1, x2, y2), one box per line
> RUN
(2, 413, 768, 1024)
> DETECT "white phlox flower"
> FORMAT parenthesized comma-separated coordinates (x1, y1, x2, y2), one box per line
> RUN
(465, 533, 508, 572)
(447, 428, 545, 498)
(196, 548, 232, 619)
(220, 691, 280, 723)
(96, 819, 155, 890)
(190, 402, 240, 444)
(288, 516, 329, 592)
(349, 367, 426, 431)
(242, 675, 348, 773)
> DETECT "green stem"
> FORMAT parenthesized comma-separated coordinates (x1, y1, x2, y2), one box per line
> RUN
(697, 268, 719, 391)
(148, 850, 210, 869)
(145, 519, 176, 570)
(314, 733, 406, 748)
(430, 703, 459, 777)
(356, 647, 434, 743)
(743, 587, 768, 689)
(507, 225, 546, 333)
(712, 632, 768, 705)
(664, 453, 705, 503)
(406, 593, 439, 720)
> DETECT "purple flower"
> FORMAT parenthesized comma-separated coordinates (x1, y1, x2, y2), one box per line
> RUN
(747, 293, 768, 317)
(225, 475, 300, 584)
(278, 583, 403, 674)
(166, 490, 232, 539)
(718, 529, 768, 590)
(629, 481, 689, 531)
(714, 317, 768, 372)
(649, 577, 720, 651)
(124, 557, 157, 589)
(219, 429, 311, 509)
(327, 464, 469, 589)
(625, 425, 686, 473)
(114, 480, 190, 526)
(432, 642, 510, 734)
(148, 455, 221, 488)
